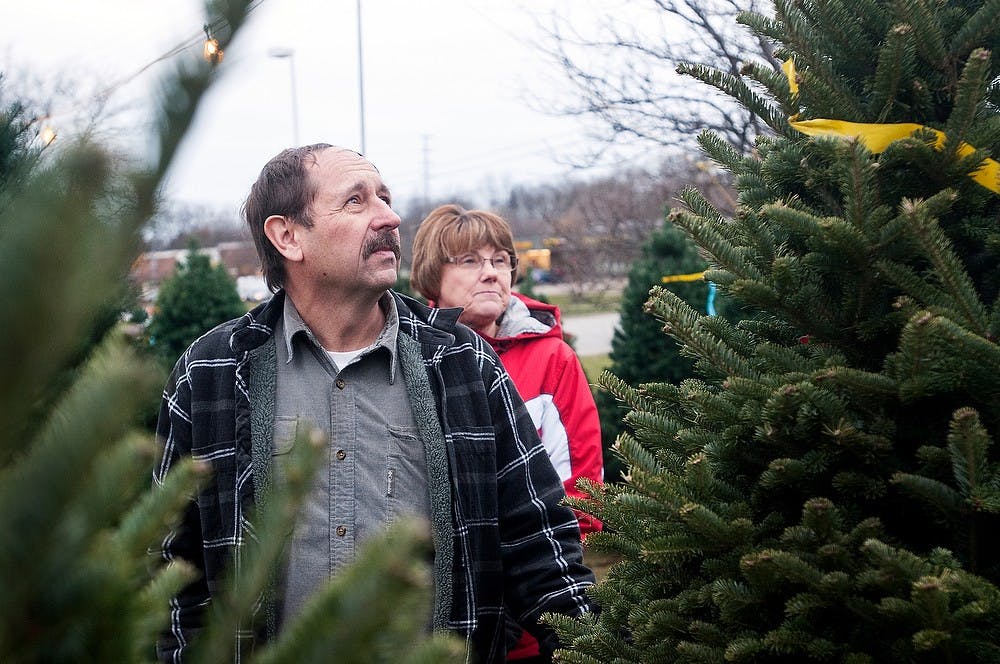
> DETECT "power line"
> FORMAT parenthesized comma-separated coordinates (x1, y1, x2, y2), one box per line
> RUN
(98, 0, 269, 101)
(389, 131, 585, 188)
(41, 0, 271, 129)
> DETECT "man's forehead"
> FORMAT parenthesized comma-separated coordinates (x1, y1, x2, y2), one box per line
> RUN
(309, 148, 388, 192)
(311, 147, 375, 172)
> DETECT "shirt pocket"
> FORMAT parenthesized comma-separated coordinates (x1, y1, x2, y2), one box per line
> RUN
(271, 416, 301, 537)
(386, 425, 430, 521)
(271, 416, 298, 480)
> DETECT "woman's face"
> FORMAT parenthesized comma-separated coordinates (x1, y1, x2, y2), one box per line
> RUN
(436, 244, 513, 336)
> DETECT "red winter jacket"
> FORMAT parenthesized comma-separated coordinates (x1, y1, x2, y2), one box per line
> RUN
(481, 293, 604, 660)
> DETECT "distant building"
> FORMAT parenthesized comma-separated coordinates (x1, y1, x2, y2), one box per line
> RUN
(217, 241, 260, 279)
(130, 240, 267, 305)
(237, 275, 270, 302)
(130, 249, 183, 287)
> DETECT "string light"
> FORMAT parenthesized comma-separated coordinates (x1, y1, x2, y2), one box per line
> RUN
(39, 126, 57, 146)
(18, 1, 270, 151)
(24, 114, 57, 147)
(203, 25, 223, 65)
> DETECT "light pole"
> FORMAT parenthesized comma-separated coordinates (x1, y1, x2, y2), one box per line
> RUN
(269, 47, 300, 146)
(356, 0, 366, 154)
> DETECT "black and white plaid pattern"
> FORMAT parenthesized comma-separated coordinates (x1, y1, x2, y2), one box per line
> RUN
(154, 291, 595, 663)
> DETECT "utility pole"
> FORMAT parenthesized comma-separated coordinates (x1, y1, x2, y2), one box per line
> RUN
(268, 48, 299, 146)
(356, 0, 367, 154)
(422, 134, 430, 202)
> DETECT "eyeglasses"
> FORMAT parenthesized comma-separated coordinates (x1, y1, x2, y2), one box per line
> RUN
(446, 252, 517, 272)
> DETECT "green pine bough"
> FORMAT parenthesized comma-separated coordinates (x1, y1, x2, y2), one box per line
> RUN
(0, 1, 461, 662)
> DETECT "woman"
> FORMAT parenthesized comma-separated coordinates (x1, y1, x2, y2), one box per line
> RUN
(411, 204, 603, 663)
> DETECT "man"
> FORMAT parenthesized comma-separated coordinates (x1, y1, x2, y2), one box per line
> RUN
(153, 144, 595, 662)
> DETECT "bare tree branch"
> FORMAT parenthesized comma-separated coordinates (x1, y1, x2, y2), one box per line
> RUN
(530, 0, 779, 159)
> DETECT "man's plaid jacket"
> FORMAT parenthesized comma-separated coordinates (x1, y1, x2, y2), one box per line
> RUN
(154, 290, 596, 663)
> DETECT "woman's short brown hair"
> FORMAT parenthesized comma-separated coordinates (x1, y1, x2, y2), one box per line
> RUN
(410, 204, 518, 301)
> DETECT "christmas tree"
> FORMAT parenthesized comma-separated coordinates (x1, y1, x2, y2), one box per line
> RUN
(550, 0, 1000, 661)
(148, 239, 246, 366)
(0, 3, 461, 661)
(597, 223, 709, 483)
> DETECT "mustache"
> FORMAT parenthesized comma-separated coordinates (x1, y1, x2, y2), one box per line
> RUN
(362, 231, 401, 260)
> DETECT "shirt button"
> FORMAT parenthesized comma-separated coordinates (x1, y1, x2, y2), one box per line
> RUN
(336, 449, 346, 461)
(336, 378, 346, 390)
(336, 525, 347, 537)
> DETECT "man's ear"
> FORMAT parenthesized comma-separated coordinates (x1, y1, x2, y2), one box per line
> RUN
(263, 215, 304, 262)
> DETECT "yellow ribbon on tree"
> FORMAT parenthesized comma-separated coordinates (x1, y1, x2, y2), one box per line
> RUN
(661, 270, 716, 314)
(783, 59, 999, 194)
(661, 271, 706, 283)
(782, 58, 799, 96)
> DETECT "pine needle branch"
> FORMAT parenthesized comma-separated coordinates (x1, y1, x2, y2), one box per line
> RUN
(254, 521, 463, 664)
(899, 194, 990, 334)
(645, 286, 759, 380)
(948, 0, 1000, 58)
(946, 407, 991, 499)
(893, 0, 949, 68)
(677, 62, 792, 138)
(870, 23, 918, 122)
(943, 49, 991, 160)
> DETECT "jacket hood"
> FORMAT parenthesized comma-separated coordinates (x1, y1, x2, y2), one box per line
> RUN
(484, 292, 564, 351)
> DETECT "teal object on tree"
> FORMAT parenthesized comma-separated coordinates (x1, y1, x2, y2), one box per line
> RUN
(706, 281, 717, 315)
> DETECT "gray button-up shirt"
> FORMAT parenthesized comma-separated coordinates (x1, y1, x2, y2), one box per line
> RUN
(273, 293, 429, 623)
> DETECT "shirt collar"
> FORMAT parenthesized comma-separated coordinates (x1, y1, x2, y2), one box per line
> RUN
(281, 292, 401, 382)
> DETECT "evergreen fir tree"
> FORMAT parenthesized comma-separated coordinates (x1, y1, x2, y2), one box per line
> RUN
(513, 265, 549, 304)
(597, 222, 730, 483)
(147, 238, 246, 366)
(550, 0, 1000, 661)
(0, 78, 41, 207)
(0, 3, 461, 662)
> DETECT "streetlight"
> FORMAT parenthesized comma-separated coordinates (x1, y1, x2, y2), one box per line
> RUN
(269, 47, 300, 146)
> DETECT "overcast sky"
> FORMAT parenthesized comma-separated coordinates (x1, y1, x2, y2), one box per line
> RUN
(2, 0, 655, 215)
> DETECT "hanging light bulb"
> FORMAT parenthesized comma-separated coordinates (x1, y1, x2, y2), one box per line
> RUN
(203, 25, 223, 65)
(27, 114, 56, 146)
